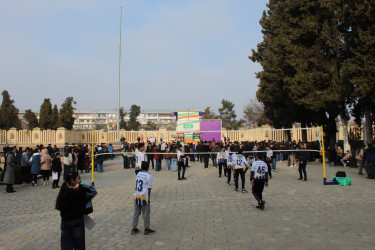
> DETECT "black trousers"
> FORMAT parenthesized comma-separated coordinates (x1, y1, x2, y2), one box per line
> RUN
(123, 156, 129, 169)
(266, 162, 272, 178)
(203, 155, 209, 169)
(63, 164, 70, 180)
(61, 217, 85, 250)
(178, 161, 186, 178)
(299, 161, 307, 180)
(147, 157, 154, 169)
(234, 169, 245, 190)
(227, 168, 232, 184)
(185, 157, 189, 167)
(211, 154, 217, 166)
(52, 171, 61, 187)
(252, 179, 266, 204)
(218, 162, 224, 177)
(21, 166, 30, 183)
(41, 170, 50, 181)
(6, 184, 14, 192)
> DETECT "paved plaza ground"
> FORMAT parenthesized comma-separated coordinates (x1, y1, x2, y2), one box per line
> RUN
(1, 158, 375, 250)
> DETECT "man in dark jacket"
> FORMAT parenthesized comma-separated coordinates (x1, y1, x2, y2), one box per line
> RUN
(298, 143, 308, 181)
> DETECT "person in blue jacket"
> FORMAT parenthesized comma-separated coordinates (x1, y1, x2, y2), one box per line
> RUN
(29, 149, 41, 186)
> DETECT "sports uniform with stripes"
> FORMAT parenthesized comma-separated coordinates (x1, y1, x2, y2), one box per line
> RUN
(250, 160, 269, 209)
(216, 151, 226, 177)
(135, 151, 145, 175)
(233, 154, 249, 191)
(226, 153, 236, 185)
(266, 149, 273, 178)
(132, 171, 153, 230)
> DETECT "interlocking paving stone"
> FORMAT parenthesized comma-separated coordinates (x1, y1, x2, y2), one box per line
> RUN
(1, 159, 375, 249)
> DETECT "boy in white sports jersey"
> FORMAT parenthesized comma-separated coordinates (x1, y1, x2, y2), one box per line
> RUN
(131, 162, 156, 235)
(216, 146, 226, 178)
(226, 146, 236, 186)
(177, 145, 187, 180)
(233, 148, 250, 193)
(250, 154, 269, 210)
(135, 144, 145, 175)
(224, 146, 229, 177)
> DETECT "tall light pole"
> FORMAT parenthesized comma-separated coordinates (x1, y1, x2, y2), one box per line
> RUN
(117, 6, 123, 141)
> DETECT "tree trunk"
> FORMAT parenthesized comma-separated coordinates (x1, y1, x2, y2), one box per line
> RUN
(301, 122, 308, 142)
(326, 114, 337, 146)
(364, 105, 373, 145)
(342, 118, 350, 152)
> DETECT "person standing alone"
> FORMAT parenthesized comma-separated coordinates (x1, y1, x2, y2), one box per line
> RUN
(131, 162, 156, 235)
(298, 143, 308, 181)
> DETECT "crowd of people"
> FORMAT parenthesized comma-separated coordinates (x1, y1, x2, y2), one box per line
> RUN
(2, 138, 375, 249)
(0, 142, 117, 193)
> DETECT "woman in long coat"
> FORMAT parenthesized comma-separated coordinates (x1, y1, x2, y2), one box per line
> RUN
(4, 147, 16, 193)
(30, 149, 41, 186)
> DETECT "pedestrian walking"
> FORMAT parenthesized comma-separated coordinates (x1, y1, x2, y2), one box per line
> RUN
(298, 143, 308, 181)
(250, 154, 269, 210)
(40, 148, 52, 186)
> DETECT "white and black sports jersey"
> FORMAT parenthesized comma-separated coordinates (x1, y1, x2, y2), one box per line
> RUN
(135, 151, 145, 170)
(177, 149, 184, 162)
(217, 152, 226, 163)
(266, 149, 273, 162)
(134, 171, 152, 205)
(247, 156, 254, 166)
(234, 154, 249, 170)
(226, 153, 237, 169)
(251, 160, 268, 179)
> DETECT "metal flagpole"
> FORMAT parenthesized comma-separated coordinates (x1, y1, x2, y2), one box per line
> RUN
(117, 6, 122, 142)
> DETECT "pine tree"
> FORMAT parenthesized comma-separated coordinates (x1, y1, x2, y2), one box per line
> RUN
(0, 90, 21, 130)
(217, 99, 243, 130)
(345, 0, 375, 144)
(24, 109, 39, 130)
(119, 107, 127, 129)
(202, 107, 216, 119)
(52, 104, 59, 129)
(57, 97, 76, 130)
(251, 0, 351, 143)
(39, 98, 54, 130)
(127, 105, 141, 131)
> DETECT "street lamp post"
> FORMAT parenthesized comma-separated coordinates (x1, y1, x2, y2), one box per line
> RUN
(117, 7, 123, 141)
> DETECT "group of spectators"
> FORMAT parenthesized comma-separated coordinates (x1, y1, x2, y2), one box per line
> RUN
(1, 142, 116, 193)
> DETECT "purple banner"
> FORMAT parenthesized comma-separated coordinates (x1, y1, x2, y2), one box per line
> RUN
(200, 120, 221, 142)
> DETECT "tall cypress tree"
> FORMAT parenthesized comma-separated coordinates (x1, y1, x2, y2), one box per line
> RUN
(58, 97, 76, 130)
(119, 107, 127, 130)
(0, 90, 21, 130)
(251, 0, 351, 143)
(345, 0, 375, 144)
(24, 109, 39, 130)
(52, 104, 59, 130)
(39, 98, 54, 130)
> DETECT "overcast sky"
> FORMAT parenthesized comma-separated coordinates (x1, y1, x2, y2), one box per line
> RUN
(0, 0, 267, 117)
